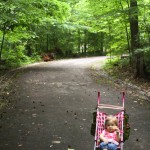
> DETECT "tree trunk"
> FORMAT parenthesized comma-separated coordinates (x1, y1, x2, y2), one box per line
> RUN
(0, 26, 6, 63)
(119, 0, 131, 57)
(84, 43, 87, 53)
(108, 22, 112, 63)
(84, 30, 87, 53)
(78, 29, 81, 52)
(100, 32, 104, 55)
(129, 0, 144, 77)
(46, 34, 49, 52)
(133, 53, 144, 77)
(130, 0, 139, 52)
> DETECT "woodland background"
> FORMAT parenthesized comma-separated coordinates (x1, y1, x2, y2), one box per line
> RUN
(0, 0, 150, 78)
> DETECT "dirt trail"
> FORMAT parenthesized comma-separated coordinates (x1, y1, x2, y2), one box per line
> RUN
(0, 56, 150, 150)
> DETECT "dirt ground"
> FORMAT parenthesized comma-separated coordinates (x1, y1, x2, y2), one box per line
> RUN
(0, 56, 150, 150)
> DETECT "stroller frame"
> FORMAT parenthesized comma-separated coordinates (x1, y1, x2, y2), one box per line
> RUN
(94, 91, 125, 150)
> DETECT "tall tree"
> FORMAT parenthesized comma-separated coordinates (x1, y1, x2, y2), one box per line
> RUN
(129, 0, 144, 77)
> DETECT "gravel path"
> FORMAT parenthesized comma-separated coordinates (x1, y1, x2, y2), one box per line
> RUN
(0, 56, 150, 150)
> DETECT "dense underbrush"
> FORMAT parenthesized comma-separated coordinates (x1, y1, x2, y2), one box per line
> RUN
(103, 57, 150, 100)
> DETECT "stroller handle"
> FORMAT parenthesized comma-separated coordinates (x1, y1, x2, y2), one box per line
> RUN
(122, 91, 125, 108)
(98, 91, 125, 108)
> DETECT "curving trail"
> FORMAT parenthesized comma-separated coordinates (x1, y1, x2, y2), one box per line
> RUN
(0, 56, 149, 150)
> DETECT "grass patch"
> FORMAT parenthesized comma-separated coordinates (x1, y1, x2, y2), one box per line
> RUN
(102, 57, 150, 93)
(103, 57, 132, 80)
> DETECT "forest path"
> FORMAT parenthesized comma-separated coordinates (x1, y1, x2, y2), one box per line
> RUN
(0, 56, 150, 150)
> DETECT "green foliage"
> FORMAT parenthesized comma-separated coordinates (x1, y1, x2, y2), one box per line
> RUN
(123, 113, 130, 142)
(2, 47, 41, 68)
(134, 47, 150, 54)
(104, 56, 129, 71)
(0, 0, 150, 75)
(134, 47, 150, 72)
(0, 0, 71, 67)
(2, 37, 41, 67)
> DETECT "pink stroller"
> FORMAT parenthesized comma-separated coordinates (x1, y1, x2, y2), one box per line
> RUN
(94, 91, 125, 150)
